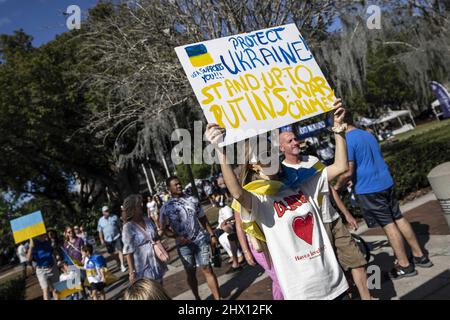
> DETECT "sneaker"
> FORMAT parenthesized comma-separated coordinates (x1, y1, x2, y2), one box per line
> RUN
(413, 255, 433, 268)
(120, 265, 127, 273)
(389, 264, 417, 280)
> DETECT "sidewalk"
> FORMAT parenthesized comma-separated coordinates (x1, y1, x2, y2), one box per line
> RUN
(356, 193, 450, 300)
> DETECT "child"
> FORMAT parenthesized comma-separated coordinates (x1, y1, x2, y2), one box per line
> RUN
(58, 261, 80, 300)
(81, 244, 106, 300)
(123, 278, 170, 300)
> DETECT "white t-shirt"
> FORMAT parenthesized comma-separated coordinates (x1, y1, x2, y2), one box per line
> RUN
(147, 201, 157, 215)
(84, 257, 103, 283)
(241, 170, 348, 300)
(59, 270, 77, 282)
(282, 157, 340, 223)
(17, 244, 28, 263)
(218, 206, 234, 227)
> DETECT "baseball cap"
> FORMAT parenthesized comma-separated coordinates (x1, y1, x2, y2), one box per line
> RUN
(102, 206, 109, 212)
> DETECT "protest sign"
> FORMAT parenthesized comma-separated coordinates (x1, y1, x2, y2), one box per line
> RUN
(10, 210, 47, 244)
(175, 23, 336, 146)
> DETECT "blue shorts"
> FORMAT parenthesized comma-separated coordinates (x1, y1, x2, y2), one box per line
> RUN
(177, 239, 211, 271)
(357, 186, 403, 228)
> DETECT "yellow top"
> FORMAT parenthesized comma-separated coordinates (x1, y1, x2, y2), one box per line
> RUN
(231, 180, 284, 242)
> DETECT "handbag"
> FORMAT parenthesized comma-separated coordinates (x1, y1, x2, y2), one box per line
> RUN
(132, 220, 170, 263)
(210, 246, 222, 268)
(151, 240, 170, 263)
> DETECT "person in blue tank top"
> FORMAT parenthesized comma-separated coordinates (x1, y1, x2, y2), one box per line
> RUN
(335, 111, 433, 279)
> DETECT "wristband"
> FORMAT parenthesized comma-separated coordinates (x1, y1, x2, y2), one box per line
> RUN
(331, 123, 347, 134)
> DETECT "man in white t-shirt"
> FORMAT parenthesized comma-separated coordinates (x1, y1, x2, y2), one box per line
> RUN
(280, 131, 371, 300)
(217, 204, 243, 272)
(17, 243, 30, 278)
(146, 197, 157, 218)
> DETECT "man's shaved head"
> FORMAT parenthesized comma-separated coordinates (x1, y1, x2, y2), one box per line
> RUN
(279, 131, 301, 157)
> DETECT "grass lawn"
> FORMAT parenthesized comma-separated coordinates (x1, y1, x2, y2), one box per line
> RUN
(391, 118, 450, 142)
(380, 117, 450, 201)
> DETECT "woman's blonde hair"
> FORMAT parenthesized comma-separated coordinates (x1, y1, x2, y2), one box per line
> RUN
(237, 139, 273, 268)
(122, 194, 143, 221)
(123, 278, 171, 300)
(64, 226, 74, 241)
(238, 139, 259, 187)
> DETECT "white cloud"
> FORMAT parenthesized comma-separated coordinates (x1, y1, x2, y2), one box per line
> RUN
(0, 0, 7, 4)
(0, 17, 11, 27)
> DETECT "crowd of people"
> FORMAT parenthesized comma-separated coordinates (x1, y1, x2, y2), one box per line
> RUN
(16, 99, 434, 300)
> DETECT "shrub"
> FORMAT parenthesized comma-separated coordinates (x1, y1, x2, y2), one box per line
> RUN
(382, 124, 450, 200)
(0, 277, 26, 300)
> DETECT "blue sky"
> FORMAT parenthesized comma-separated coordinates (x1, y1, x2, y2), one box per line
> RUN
(0, 0, 98, 47)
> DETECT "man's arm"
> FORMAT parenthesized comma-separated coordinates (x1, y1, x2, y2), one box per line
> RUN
(199, 215, 218, 247)
(329, 185, 358, 230)
(97, 220, 105, 245)
(334, 161, 355, 191)
(158, 207, 189, 245)
(26, 239, 34, 262)
(98, 231, 105, 245)
(325, 100, 349, 182)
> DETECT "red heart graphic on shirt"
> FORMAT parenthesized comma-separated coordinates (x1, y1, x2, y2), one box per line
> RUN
(292, 213, 314, 245)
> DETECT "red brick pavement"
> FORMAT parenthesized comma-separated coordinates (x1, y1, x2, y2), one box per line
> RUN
(362, 200, 450, 236)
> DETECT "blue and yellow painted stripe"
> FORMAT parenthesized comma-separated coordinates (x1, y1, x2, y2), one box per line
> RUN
(10, 211, 47, 244)
(185, 44, 213, 67)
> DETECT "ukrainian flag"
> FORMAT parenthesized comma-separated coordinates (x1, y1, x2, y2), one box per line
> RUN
(61, 247, 83, 267)
(53, 279, 82, 300)
(185, 44, 213, 67)
(10, 211, 46, 244)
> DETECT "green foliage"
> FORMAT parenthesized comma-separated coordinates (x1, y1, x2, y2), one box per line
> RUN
(382, 121, 450, 200)
(0, 29, 113, 225)
(175, 164, 212, 186)
(0, 277, 26, 300)
(365, 44, 416, 111)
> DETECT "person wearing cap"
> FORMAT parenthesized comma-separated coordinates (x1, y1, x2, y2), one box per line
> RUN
(97, 205, 127, 272)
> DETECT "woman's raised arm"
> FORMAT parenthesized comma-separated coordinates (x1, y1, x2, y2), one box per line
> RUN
(205, 124, 253, 212)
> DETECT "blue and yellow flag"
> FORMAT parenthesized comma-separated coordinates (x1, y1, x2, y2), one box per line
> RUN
(10, 211, 46, 244)
(185, 44, 213, 67)
(231, 180, 285, 242)
(281, 158, 326, 189)
(60, 246, 83, 267)
(53, 279, 82, 300)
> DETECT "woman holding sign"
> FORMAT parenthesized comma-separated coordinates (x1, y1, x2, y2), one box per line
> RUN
(205, 99, 350, 300)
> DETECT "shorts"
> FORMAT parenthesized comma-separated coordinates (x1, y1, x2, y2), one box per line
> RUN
(105, 237, 123, 254)
(89, 282, 106, 292)
(219, 187, 229, 196)
(177, 239, 211, 271)
(36, 265, 59, 290)
(357, 186, 403, 228)
(323, 217, 367, 271)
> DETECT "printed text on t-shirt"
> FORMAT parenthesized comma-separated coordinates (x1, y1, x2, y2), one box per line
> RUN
(273, 190, 308, 218)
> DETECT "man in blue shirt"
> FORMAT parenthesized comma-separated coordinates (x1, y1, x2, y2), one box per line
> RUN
(336, 112, 432, 279)
(98, 206, 127, 272)
(159, 176, 221, 300)
(26, 235, 59, 300)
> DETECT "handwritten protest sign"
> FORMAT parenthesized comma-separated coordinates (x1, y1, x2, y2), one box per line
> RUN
(175, 23, 336, 146)
(10, 211, 46, 244)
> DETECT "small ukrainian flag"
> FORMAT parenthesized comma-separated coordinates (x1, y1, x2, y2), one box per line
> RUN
(185, 44, 213, 67)
(53, 279, 83, 300)
(10, 211, 47, 244)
